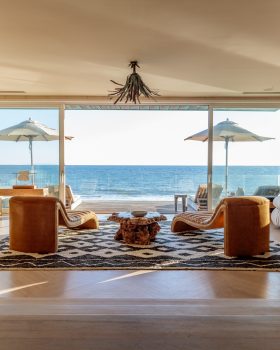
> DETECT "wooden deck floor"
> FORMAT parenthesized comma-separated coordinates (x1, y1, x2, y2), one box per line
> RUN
(76, 199, 176, 214)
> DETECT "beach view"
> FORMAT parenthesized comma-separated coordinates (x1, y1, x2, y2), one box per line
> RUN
(0, 107, 280, 212)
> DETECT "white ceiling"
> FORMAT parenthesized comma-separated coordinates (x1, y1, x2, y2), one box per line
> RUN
(1, 0, 280, 99)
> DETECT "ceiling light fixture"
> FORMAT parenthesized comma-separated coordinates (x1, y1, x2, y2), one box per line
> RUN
(109, 61, 159, 104)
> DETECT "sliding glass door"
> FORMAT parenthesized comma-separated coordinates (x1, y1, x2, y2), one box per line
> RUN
(0, 108, 60, 209)
(2, 104, 278, 213)
(212, 108, 280, 206)
(64, 106, 208, 212)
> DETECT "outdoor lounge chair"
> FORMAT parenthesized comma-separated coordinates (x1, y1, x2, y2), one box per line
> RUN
(9, 196, 99, 253)
(254, 185, 280, 197)
(65, 185, 82, 209)
(47, 184, 82, 209)
(253, 185, 280, 204)
(187, 184, 223, 211)
(16, 170, 30, 182)
(171, 196, 270, 257)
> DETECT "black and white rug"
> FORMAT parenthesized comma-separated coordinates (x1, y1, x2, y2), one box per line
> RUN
(1, 221, 280, 270)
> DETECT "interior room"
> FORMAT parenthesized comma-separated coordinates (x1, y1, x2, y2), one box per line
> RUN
(1, 1, 280, 349)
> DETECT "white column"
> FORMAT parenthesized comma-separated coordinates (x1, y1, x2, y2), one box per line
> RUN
(59, 104, 65, 203)
(207, 106, 213, 211)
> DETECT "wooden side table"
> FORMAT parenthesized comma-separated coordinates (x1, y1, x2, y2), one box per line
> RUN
(0, 188, 49, 215)
(108, 212, 167, 245)
(0, 188, 49, 196)
(174, 194, 188, 212)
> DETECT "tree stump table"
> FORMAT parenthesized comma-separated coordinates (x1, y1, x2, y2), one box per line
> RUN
(107, 212, 167, 245)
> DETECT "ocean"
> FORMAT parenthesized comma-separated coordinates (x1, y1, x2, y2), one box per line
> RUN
(1, 165, 280, 200)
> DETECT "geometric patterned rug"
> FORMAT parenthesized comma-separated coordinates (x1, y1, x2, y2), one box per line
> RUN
(0, 221, 280, 270)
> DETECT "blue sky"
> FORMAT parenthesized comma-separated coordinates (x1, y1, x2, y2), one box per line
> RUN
(0, 108, 279, 166)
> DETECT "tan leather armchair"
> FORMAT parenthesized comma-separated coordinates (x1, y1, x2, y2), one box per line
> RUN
(172, 196, 270, 257)
(9, 196, 99, 253)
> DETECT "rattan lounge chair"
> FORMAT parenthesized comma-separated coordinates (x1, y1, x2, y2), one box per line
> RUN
(188, 184, 223, 211)
(9, 196, 99, 253)
(171, 196, 270, 257)
(254, 185, 280, 197)
(16, 170, 30, 183)
(48, 184, 82, 209)
(253, 185, 280, 206)
(65, 184, 82, 209)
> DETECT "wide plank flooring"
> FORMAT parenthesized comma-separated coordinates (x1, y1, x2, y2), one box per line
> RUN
(0, 214, 279, 349)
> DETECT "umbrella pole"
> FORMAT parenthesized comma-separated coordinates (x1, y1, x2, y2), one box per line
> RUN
(29, 138, 35, 184)
(225, 137, 229, 195)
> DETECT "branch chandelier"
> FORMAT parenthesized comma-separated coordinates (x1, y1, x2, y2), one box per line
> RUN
(109, 61, 159, 104)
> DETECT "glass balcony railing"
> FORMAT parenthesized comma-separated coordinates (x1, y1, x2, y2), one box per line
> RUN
(0, 165, 279, 203)
(0, 166, 59, 189)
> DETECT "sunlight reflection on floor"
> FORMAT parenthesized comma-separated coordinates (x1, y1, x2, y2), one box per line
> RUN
(97, 270, 156, 284)
(0, 281, 48, 295)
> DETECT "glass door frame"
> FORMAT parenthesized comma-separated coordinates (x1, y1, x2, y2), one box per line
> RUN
(207, 106, 214, 210)
(1, 100, 280, 210)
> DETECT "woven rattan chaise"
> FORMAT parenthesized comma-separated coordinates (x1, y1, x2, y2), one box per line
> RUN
(187, 184, 223, 211)
(171, 196, 270, 257)
(9, 196, 99, 253)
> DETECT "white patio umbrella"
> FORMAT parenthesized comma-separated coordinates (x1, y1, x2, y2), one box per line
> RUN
(0, 118, 73, 180)
(184, 118, 274, 194)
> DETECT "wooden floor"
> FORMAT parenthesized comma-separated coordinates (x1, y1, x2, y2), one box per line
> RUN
(0, 213, 280, 349)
